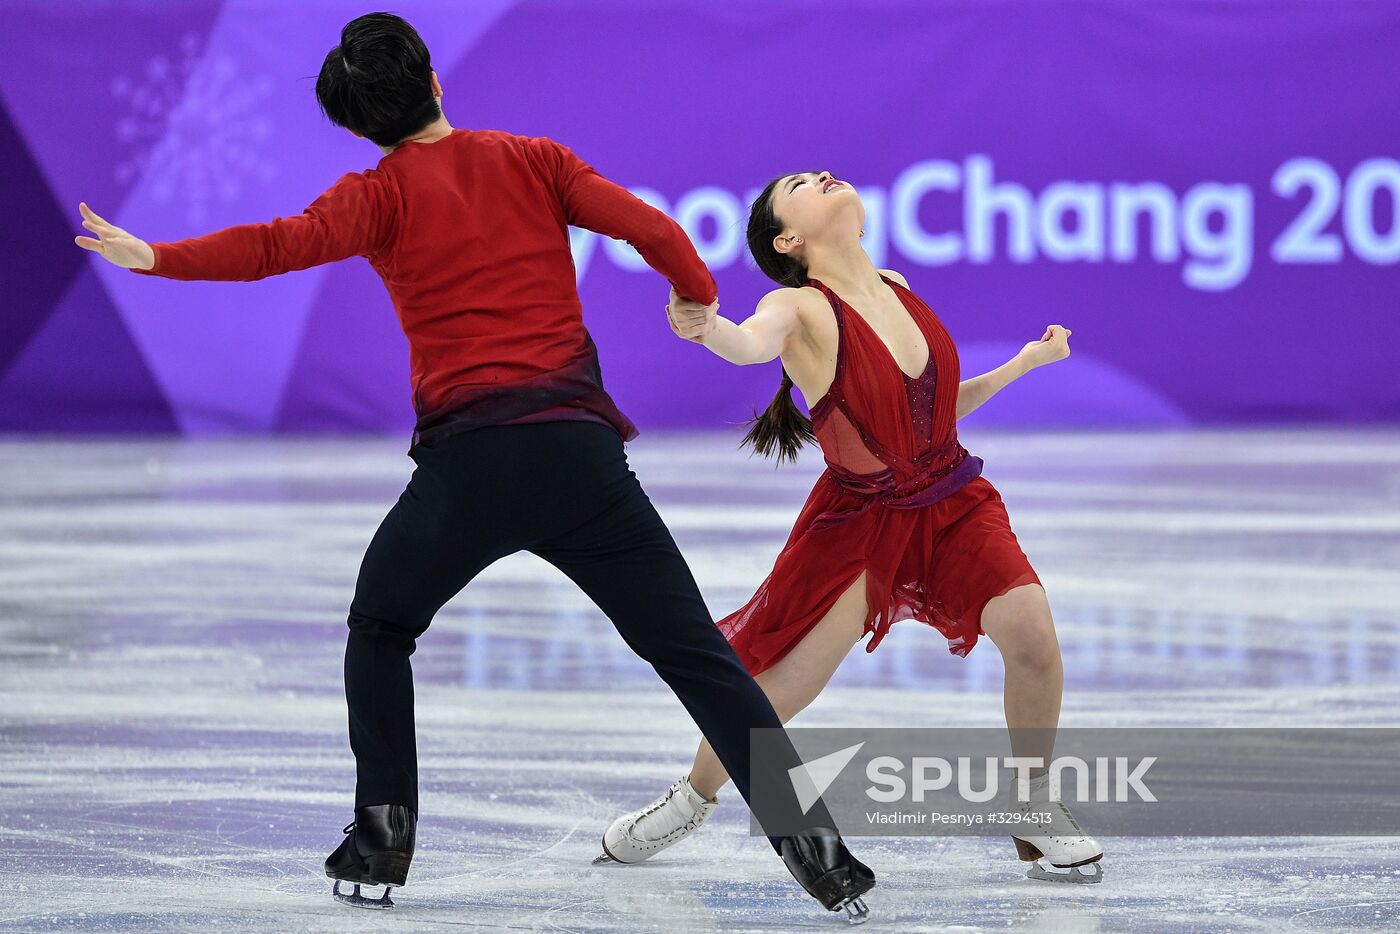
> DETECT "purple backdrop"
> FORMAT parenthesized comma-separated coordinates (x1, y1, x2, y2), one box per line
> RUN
(3, 0, 1398, 436)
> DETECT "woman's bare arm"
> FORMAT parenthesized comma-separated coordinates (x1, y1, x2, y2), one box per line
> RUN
(683, 287, 807, 366)
(957, 324, 1073, 420)
(956, 359, 1031, 420)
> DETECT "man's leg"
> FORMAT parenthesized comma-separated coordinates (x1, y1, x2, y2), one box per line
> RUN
(345, 441, 515, 812)
(527, 436, 832, 848)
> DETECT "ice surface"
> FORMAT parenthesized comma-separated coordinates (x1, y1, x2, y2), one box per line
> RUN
(2, 429, 1398, 931)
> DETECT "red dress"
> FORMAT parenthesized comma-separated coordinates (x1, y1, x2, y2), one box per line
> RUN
(718, 275, 1042, 675)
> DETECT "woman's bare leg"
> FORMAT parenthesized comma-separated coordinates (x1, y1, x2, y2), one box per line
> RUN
(979, 583, 1063, 776)
(687, 571, 871, 800)
(981, 581, 1105, 873)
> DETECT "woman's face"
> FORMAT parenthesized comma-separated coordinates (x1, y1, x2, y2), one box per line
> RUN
(769, 170, 863, 251)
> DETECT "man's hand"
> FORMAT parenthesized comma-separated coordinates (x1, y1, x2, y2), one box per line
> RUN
(1016, 324, 1072, 371)
(73, 203, 156, 270)
(666, 286, 718, 342)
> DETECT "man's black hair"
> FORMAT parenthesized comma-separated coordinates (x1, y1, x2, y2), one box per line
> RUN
(315, 12, 440, 148)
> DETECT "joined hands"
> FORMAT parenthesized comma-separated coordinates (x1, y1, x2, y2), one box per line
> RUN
(665, 287, 718, 343)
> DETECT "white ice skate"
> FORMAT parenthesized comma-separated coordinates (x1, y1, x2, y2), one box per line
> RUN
(1008, 773, 1104, 883)
(593, 775, 718, 864)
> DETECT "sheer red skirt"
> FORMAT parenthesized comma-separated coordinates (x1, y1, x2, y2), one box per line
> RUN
(717, 473, 1041, 676)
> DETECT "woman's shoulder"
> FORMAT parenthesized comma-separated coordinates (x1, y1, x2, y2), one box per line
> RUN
(757, 283, 829, 314)
(878, 268, 911, 289)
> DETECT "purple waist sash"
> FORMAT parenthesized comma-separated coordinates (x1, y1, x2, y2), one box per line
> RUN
(808, 452, 985, 533)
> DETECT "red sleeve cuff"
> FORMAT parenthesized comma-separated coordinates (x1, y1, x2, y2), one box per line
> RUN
(675, 275, 718, 307)
(693, 285, 719, 306)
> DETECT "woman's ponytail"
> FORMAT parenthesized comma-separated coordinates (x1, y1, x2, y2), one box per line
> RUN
(740, 367, 815, 464)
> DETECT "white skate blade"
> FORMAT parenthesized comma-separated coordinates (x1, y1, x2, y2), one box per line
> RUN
(592, 836, 630, 866)
(332, 880, 396, 908)
(1026, 859, 1103, 884)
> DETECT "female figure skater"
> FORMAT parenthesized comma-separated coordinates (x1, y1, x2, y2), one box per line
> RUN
(71, 13, 874, 920)
(597, 169, 1103, 884)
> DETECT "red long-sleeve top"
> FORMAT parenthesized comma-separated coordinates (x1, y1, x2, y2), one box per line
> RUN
(133, 128, 717, 451)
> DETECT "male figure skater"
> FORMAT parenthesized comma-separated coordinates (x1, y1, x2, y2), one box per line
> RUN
(73, 12, 873, 921)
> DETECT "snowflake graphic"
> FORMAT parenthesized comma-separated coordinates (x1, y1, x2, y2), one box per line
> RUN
(112, 32, 276, 225)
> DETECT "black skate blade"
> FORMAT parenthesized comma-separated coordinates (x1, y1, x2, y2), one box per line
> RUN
(781, 832, 877, 915)
(1026, 859, 1103, 884)
(810, 867, 876, 914)
(332, 880, 396, 908)
(842, 896, 870, 924)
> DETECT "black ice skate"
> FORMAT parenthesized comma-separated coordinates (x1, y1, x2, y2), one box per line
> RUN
(780, 827, 876, 924)
(324, 803, 417, 909)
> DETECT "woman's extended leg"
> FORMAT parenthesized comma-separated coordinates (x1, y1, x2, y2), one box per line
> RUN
(686, 570, 872, 800)
(596, 569, 873, 866)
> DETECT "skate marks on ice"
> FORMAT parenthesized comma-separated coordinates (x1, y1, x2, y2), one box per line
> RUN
(1, 828, 1398, 931)
(2, 430, 1400, 930)
(4, 685, 1399, 931)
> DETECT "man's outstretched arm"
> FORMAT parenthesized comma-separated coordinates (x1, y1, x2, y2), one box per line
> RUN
(528, 136, 718, 306)
(74, 171, 396, 281)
